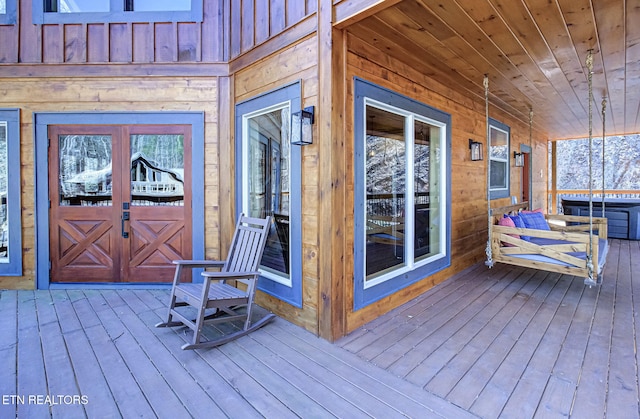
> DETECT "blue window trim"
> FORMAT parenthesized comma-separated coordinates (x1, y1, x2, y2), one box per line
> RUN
(0, 109, 22, 276)
(353, 78, 452, 310)
(0, 0, 17, 24)
(235, 81, 303, 308)
(33, 111, 205, 290)
(33, 0, 203, 24)
(489, 117, 511, 200)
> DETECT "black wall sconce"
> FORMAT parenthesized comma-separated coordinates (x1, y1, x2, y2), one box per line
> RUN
(514, 151, 525, 167)
(469, 139, 483, 161)
(291, 106, 315, 146)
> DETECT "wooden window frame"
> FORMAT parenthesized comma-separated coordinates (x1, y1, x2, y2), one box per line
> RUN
(353, 78, 452, 310)
(0, 109, 22, 276)
(0, 0, 17, 24)
(489, 117, 511, 200)
(33, 0, 203, 24)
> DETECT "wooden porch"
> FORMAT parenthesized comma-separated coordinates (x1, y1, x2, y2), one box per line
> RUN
(1, 239, 638, 418)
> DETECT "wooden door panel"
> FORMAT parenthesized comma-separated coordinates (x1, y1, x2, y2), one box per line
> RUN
(50, 213, 118, 282)
(126, 210, 189, 282)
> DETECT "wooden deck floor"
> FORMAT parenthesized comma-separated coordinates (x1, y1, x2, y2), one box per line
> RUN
(1, 239, 637, 418)
(338, 239, 640, 418)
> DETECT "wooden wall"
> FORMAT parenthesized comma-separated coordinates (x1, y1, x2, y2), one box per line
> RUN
(0, 0, 226, 64)
(0, 76, 220, 290)
(342, 31, 549, 332)
(223, 34, 320, 334)
(229, 0, 317, 59)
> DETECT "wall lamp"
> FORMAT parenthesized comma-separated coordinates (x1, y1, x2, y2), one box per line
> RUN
(291, 106, 315, 146)
(469, 139, 483, 161)
(514, 151, 525, 167)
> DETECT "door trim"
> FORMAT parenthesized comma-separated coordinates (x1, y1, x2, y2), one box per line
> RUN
(34, 112, 205, 289)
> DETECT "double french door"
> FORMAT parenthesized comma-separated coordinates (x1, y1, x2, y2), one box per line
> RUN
(48, 125, 192, 283)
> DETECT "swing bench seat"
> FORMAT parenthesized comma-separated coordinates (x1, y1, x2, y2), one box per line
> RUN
(489, 204, 609, 286)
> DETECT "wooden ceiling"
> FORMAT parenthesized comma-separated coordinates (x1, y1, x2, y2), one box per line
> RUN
(340, 0, 640, 140)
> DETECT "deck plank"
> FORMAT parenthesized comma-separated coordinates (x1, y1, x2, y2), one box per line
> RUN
(0, 291, 18, 419)
(5, 238, 640, 418)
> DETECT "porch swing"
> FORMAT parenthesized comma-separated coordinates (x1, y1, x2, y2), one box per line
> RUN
(484, 51, 609, 286)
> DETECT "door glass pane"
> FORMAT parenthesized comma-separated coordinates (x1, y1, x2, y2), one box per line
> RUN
(130, 134, 184, 206)
(59, 135, 112, 206)
(246, 107, 290, 279)
(58, 0, 109, 12)
(0, 122, 7, 260)
(414, 120, 441, 261)
(365, 106, 406, 279)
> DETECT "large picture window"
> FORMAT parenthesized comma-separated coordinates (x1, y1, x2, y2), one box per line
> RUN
(235, 82, 303, 308)
(354, 79, 451, 310)
(0, 109, 22, 276)
(489, 118, 511, 199)
(34, 0, 202, 23)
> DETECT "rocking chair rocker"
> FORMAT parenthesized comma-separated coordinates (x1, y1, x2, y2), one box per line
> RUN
(156, 214, 275, 349)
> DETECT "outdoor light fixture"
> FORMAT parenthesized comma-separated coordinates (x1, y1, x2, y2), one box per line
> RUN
(469, 139, 483, 161)
(514, 151, 525, 167)
(291, 106, 315, 146)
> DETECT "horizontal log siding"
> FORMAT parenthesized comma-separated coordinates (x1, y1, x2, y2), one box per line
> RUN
(343, 31, 549, 333)
(0, 76, 219, 290)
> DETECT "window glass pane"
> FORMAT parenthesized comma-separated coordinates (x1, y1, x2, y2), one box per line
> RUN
(134, 0, 191, 11)
(246, 107, 290, 279)
(0, 0, 6, 14)
(130, 135, 184, 206)
(365, 106, 406, 279)
(490, 160, 508, 189)
(414, 120, 441, 261)
(59, 135, 112, 206)
(0, 122, 7, 260)
(490, 126, 508, 160)
(59, 0, 109, 13)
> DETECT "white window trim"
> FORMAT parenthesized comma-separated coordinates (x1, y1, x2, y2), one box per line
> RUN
(362, 98, 448, 289)
(241, 101, 293, 288)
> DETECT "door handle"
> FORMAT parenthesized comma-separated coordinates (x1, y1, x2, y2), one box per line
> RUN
(121, 211, 130, 238)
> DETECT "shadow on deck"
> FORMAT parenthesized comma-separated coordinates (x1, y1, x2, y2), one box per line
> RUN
(1, 239, 637, 418)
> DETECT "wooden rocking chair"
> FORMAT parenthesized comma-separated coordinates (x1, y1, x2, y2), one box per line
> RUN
(156, 214, 275, 349)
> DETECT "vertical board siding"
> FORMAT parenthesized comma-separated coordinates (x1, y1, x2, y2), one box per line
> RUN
(6, 0, 225, 64)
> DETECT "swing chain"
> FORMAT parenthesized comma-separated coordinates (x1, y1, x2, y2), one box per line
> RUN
(484, 74, 494, 268)
(585, 50, 595, 284)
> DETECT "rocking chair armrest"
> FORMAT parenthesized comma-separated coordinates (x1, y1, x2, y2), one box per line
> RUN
(173, 260, 226, 268)
(201, 270, 260, 281)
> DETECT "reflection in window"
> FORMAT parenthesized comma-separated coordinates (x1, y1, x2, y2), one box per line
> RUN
(489, 119, 510, 199)
(46, 0, 191, 13)
(133, 0, 191, 11)
(59, 135, 113, 206)
(364, 103, 444, 284)
(0, 109, 21, 275)
(0, 122, 7, 259)
(130, 135, 184, 206)
(245, 107, 291, 280)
